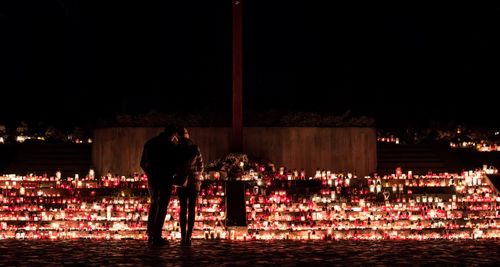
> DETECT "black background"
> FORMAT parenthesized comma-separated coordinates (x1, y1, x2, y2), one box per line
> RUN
(1, 1, 499, 128)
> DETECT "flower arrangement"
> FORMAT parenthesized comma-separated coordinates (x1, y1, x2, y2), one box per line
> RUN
(206, 154, 277, 180)
(206, 153, 249, 179)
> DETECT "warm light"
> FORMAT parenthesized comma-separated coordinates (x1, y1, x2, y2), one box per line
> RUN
(0, 169, 495, 240)
(16, 136, 29, 143)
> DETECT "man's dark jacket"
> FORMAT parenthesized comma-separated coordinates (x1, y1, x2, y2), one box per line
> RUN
(140, 132, 177, 184)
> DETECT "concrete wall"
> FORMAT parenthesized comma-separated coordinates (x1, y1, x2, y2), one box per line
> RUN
(92, 127, 376, 177)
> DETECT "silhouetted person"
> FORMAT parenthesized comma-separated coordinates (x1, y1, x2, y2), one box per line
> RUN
(175, 127, 203, 246)
(140, 125, 179, 246)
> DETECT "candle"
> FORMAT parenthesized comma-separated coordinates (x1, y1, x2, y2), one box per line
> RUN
(19, 186, 25, 196)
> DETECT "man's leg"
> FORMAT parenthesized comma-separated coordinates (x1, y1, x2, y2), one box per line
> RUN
(154, 185, 172, 239)
(186, 188, 198, 242)
(147, 183, 159, 240)
(178, 188, 188, 243)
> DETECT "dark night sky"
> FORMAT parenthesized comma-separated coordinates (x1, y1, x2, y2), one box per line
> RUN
(0, 1, 499, 128)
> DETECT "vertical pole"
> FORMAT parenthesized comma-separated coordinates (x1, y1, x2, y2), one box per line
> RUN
(232, 0, 243, 152)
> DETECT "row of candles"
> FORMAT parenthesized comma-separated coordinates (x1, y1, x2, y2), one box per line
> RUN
(0, 167, 499, 240)
(377, 136, 400, 144)
(450, 141, 500, 152)
(0, 136, 93, 144)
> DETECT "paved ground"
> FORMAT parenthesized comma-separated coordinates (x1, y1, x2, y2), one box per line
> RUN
(0, 239, 499, 266)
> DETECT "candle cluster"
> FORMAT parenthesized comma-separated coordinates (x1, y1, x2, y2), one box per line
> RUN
(243, 168, 500, 240)
(0, 173, 226, 240)
(450, 141, 500, 152)
(377, 136, 400, 144)
(0, 166, 499, 241)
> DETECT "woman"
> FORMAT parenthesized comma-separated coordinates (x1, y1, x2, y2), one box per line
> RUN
(175, 127, 203, 245)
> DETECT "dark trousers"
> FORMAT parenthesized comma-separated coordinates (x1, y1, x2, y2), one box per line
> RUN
(147, 178, 172, 239)
(177, 186, 198, 240)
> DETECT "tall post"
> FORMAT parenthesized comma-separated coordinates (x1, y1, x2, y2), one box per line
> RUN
(232, 0, 243, 152)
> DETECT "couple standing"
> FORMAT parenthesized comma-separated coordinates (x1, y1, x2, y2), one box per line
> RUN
(140, 125, 203, 246)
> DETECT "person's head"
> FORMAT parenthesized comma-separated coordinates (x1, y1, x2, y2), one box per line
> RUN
(163, 124, 179, 143)
(177, 127, 190, 140)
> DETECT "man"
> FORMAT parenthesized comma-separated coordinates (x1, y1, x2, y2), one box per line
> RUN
(140, 124, 179, 246)
(175, 127, 203, 245)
